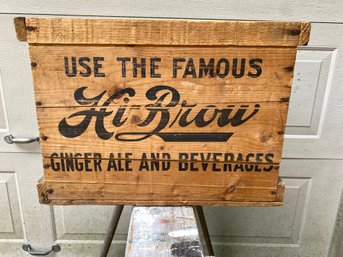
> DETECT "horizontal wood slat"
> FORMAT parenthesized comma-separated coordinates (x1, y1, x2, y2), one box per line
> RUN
(29, 45, 296, 107)
(36, 102, 287, 163)
(43, 159, 279, 188)
(37, 177, 285, 206)
(19, 18, 310, 46)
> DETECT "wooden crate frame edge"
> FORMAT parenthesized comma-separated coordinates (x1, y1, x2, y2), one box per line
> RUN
(37, 176, 285, 206)
(14, 17, 310, 46)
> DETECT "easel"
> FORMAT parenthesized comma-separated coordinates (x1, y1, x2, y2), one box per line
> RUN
(99, 205, 215, 257)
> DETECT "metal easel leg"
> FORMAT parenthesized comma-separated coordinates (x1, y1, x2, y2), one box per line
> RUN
(193, 206, 215, 256)
(99, 205, 124, 257)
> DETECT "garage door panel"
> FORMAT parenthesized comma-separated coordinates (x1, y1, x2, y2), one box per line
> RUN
(2, 1, 343, 23)
(284, 23, 343, 159)
(53, 205, 132, 241)
(286, 47, 335, 137)
(204, 159, 343, 257)
(0, 16, 40, 153)
(0, 172, 23, 239)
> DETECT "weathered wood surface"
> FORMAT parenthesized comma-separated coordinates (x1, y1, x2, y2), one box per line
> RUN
(36, 101, 287, 162)
(125, 207, 204, 257)
(13, 17, 27, 41)
(42, 158, 280, 205)
(43, 158, 279, 183)
(37, 177, 285, 205)
(30, 44, 293, 167)
(20, 18, 309, 205)
(30, 46, 296, 107)
(21, 18, 310, 46)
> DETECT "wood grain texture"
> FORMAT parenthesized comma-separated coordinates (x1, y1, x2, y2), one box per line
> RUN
(24, 18, 310, 46)
(37, 176, 50, 204)
(42, 157, 280, 204)
(44, 182, 279, 201)
(14, 17, 27, 41)
(275, 177, 285, 202)
(25, 18, 304, 205)
(36, 177, 284, 206)
(43, 159, 279, 197)
(299, 22, 311, 46)
(43, 158, 279, 182)
(36, 102, 287, 163)
(29, 45, 296, 107)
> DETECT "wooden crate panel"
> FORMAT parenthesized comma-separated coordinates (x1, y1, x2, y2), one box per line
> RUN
(30, 46, 296, 107)
(23, 18, 310, 46)
(36, 102, 288, 163)
(37, 177, 285, 206)
(43, 159, 279, 182)
(15, 17, 310, 205)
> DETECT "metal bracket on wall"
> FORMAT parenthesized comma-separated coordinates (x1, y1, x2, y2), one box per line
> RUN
(22, 244, 61, 256)
(4, 134, 39, 144)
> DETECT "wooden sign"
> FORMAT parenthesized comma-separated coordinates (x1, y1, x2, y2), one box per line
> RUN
(15, 17, 310, 206)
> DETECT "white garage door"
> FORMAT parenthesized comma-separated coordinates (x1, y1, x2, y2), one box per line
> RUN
(0, 1, 342, 257)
